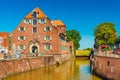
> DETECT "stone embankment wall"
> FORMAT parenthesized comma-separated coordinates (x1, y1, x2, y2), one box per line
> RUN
(0, 53, 73, 79)
(92, 55, 120, 80)
(0, 56, 54, 79)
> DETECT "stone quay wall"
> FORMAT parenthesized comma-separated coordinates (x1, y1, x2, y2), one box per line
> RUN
(0, 56, 54, 79)
(92, 55, 120, 80)
(0, 53, 73, 79)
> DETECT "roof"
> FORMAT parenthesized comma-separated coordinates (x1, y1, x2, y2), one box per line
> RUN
(70, 41, 74, 46)
(51, 20, 65, 26)
(0, 32, 9, 47)
(25, 7, 46, 19)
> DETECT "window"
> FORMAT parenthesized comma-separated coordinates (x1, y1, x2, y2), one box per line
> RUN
(44, 27, 52, 32)
(18, 27, 25, 31)
(18, 45, 26, 50)
(38, 19, 46, 24)
(44, 36, 52, 40)
(24, 19, 31, 24)
(33, 19, 37, 25)
(44, 45, 52, 50)
(33, 11, 37, 18)
(60, 27, 62, 30)
(33, 27, 37, 33)
(18, 36, 26, 40)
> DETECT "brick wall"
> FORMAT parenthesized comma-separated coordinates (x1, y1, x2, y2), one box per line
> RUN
(93, 55, 120, 80)
(0, 56, 54, 79)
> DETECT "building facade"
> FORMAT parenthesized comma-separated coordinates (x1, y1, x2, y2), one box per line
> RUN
(11, 7, 74, 59)
(0, 32, 9, 53)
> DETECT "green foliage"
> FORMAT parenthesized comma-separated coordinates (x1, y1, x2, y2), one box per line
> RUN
(9, 35, 11, 50)
(76, 50, 90, 56)
(94, 22, 118, 45)
(115, 36, 120, 44)
(84, 48, 92, 50)
(66, 30, 81, 51)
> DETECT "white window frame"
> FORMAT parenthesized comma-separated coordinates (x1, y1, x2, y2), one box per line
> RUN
(18, 36, 26, 41)
(18, 27, 26, 31)
(18, 45, 26, 50)
(44, 45, 52, 50)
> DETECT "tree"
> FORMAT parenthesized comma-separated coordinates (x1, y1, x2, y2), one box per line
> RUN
(94, 22, 118, 45)
(9, 35, 11, 50)
(115, 36, 120, 44)
(66, 30, 81, 52)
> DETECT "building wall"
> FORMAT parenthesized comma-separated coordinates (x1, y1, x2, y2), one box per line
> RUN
(93, 55, 120, 80)
(11, 17, 60, 55)
(0, 32, 9, 53)
(0, 56, 54, 79)
(11, 8, 73, 57)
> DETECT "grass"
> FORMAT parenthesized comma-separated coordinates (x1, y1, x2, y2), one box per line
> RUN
(76, 50, 91, 56)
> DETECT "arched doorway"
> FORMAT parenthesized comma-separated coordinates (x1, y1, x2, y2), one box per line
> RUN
(32, 45, 38, 53)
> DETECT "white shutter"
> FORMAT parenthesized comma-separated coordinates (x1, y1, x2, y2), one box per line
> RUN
(29, 20, 32, 23)
(44, 19, 46, 23)
(18, 46, 20, 50)
(44, 27, 46, 32)
(38, 19, 41, 23)
(44, 36, 46, 40)
(50, 45, 52, 50)
(23, 45, 26, 50)
(24, 27, 26, 31)
(18, 36, 20, 40)
(50, 27, 52, 31)
(24, 20, 26, 24)
(13, 43, 16, 50)
(44, 46, 46, 50)
(50, 36, 52, 40)
(18, 27, 20, 31)
(24, 36, 26, 40)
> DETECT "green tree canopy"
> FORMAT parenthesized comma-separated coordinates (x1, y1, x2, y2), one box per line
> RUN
(66, 30, 81, 51)
(94, 22, 118, 45)
(115, 36, 120, 44)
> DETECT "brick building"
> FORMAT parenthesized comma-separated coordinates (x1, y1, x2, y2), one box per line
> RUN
(11, 7, 74, 59)
(0, 32, 9, 53)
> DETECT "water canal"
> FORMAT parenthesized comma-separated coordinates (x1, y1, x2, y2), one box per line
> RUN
(3, 58, 102, 80)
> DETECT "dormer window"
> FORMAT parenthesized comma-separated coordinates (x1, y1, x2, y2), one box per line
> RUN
(33, 11, 37, 18)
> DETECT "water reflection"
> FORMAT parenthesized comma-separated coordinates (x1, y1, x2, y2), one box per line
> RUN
(3, 58, 101, 80)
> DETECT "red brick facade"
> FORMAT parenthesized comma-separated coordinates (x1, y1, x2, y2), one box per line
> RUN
(0, 32, 9, 53)
(11, 7, 74, 56)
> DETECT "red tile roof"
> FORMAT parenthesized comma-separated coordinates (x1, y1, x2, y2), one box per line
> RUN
(25, 7, 46, 19)
(51, 20, 65, 26)
(70, 41, 74, 46)
(0, 32, 9, 47)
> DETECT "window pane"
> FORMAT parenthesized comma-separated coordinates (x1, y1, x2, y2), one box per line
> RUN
(33, 19, 37, 25)
(19, 27, 25, 31)
(41, 19, 46, 24)
(33, 27, 37, 33)
(33, 12, 37, 18)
